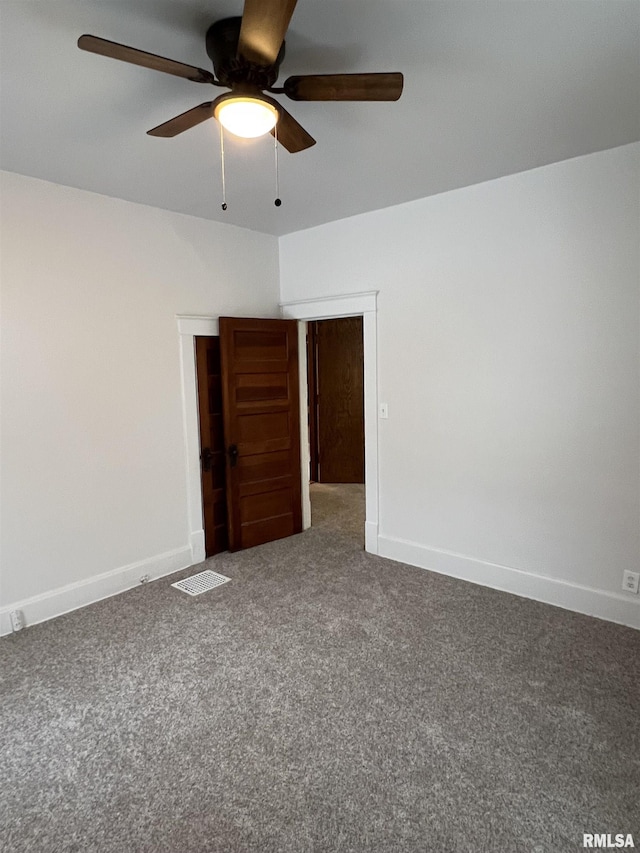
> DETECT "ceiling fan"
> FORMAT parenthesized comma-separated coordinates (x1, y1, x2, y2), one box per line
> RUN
(77, 0, 404, 153)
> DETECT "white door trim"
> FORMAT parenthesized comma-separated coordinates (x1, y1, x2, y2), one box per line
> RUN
(176, 314, 219, 564)
(279, 292, 379, 554)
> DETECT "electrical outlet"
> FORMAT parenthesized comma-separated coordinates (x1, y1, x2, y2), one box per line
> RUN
(139, 574, 150, 584)
(9, 610, 24, 632)
(622, 570, 639, 594)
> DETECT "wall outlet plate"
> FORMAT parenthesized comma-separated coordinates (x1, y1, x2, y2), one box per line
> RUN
(622, 570, 639, 594)
(9, 610, 24, 632)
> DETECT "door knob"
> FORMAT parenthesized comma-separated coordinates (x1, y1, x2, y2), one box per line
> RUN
(227, 444, 239, 468)
(201, 447, 213, 472)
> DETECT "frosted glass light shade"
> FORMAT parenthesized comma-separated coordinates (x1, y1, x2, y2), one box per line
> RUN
(215, 97, 278, 139)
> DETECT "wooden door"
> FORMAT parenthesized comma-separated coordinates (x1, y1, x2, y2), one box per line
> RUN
(195, 336, 228, 556)
(307, 322, 320, 482)
(219, 317, 302, 551)
(311, 317, 364, 483)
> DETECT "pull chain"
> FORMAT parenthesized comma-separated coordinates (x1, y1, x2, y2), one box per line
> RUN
(274, 123, 282, 207)
(220, 124, 227, 211)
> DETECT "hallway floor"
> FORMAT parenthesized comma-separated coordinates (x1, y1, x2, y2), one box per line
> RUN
(310, 482, 365, 546)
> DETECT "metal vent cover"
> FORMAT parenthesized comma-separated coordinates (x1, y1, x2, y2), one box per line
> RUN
(172, 569, 230, 596)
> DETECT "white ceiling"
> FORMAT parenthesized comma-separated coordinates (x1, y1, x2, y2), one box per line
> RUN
(1, 1, 638, 236)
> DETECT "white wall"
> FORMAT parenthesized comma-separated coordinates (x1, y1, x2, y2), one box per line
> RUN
(0, 172, 280, 629)
(280, 143, 640, 628)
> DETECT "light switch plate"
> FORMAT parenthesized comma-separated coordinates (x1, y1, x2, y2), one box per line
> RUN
(379, 403, 388, 419)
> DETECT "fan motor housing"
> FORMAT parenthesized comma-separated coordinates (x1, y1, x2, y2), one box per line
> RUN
(206, 17, 285, 90)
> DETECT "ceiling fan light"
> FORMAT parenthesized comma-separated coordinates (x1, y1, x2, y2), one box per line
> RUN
(214, 97, 278, 139)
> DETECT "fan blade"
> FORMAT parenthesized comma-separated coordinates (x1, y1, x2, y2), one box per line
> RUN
(78, 35, 216, 84)
(147, 103, 215, 137)
(271, 105, 315, 153)
(237, 0, 298, 65)
(284, 73, 404, 102)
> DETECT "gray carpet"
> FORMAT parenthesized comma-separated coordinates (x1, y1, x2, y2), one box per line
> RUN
(1, 485, 639, 853)
(309, 482, 365, 544)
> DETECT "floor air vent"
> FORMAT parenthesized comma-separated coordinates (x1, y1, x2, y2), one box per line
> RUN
(172, 569, 231, 596)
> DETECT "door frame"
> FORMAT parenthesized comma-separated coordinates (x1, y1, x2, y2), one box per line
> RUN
(280, 292, 379, 555)
(177, 314, 219, 564)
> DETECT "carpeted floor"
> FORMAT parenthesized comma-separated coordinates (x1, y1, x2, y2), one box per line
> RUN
(1, 484, 639, 853)
(309, 482, 365, 545)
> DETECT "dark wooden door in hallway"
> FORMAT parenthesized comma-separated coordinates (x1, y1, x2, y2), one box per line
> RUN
(308, 316, 364, 484)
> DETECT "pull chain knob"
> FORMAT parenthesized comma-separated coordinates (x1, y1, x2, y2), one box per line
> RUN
(220, 123, 227, 211)
(274, 122, 282, 208)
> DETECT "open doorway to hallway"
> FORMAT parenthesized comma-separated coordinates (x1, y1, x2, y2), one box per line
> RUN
(307, 317, 365, 546)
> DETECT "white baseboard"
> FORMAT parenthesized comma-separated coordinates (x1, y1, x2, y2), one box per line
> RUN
(4, 534, 636, 637)
(365, 521, 379, 555)
(0, 545, 194, 637)
(190, 529, 206, 564)
(377, 534, 640, 630)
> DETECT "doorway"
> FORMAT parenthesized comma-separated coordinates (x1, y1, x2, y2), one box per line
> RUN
(279, 291, 379, 555)
(307, 317, 365, 545)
